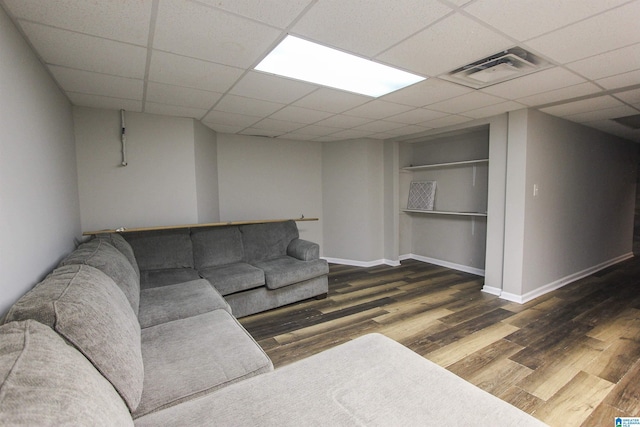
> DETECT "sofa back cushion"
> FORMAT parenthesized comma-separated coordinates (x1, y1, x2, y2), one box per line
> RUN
(3, 264, 144, 412)
(240, 221, 299, 263)
(125, 229, 194, 271)
(60, 238, 140, 315)
(94, 232, 140, 278)
(0, 320, 134, 426)
(192, 226, 244, 269)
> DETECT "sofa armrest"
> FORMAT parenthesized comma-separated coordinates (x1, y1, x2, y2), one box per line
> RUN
(287, 238, 319, 261)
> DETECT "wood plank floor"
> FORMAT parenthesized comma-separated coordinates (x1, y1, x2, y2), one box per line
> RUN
(239, 258, 640, 427)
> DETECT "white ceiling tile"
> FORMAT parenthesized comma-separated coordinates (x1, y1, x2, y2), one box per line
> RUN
(386, 108, 448, 124)
(615, 89, 640, 104)
(526, 1, 640, 63)
(480, 68, 586, 100)
(343, 100, 414, 120)
(540, 95, 625, 117)
(354, 120, 405, 133)
(292, 0, 451, 57)
(196, 0, 313, 28)
(421, 115, 473, 128)
(202, 122, 245, 134)
(426, 92, 506, 114)
(465, 0, 629, 41)
(215, 94, 285, 117)
(3, 0, 151, 44)
(380, 78, 473, 107)
(144, 102, 208, 119)
(314, 115, 372, 129)
(203, 110, 262, 128)
(327, 129, 377, 140)
(597, 70, 640, 90)
(290, 124, 342, 137)
(148, 51, 243, 93)
(293, 89, 371, 113)
(146, 82, 221, 110)
(251, 118, 306, 133)
(378, 124, 432, 138)
(268, 106, 334, 124)
(239, 128, 282, 138)
(564, 105, 639, 123)
(66, 92, 142, 112)
(230, 71, 318, 104)
(50, 66, 143, 100)
(516, 82, 602, 107)
(278, 132, 318, 141)
(567, 43, 640, 80)
(377, 14, 512, 76)
(19, 22, 147, 78)
(584, 120, 640, 142)
(463, 101, 526, 119)
(154, 0, 280, 68)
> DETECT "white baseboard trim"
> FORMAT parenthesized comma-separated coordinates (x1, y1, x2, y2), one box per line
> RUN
(499, 252, 634, 304)
(405, 254, 485, 276)
(322, 257, 400, 268)
(481, 285, 502, 296)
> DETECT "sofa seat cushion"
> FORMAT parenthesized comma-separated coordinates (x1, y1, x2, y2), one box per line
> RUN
(253, 256, 329, 290)
(199, 263, 264, 296)
(135, 310, 273, 418)
(125, 228, 194, 270)
(135, 333, 547, 427)
(192, 226, 245, 269)
(4, 264, 144, 412)
(138, 279, 231, 328)
(0, 320, 134, 426)
(140, 268, 201, 289)
(60, 238, 140, 315)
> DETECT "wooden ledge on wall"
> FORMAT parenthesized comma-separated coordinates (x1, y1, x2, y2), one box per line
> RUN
(82, 217, 319, 236)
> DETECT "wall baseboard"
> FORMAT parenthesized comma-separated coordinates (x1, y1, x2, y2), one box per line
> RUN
(324, 254, 484, 275)
(481, 285, 502, 296)
(322, 257, 400, 267)
(499, 252, 634, 304)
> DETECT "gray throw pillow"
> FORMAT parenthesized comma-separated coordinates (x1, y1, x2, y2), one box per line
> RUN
(4, 264, 144, 412)
(60, 238, 140, 315)
(0, 320, 134, 426)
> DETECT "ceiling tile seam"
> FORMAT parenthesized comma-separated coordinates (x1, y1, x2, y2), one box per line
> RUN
(65, 90, 143, 103)
(533, 83, 640, 111)
(143, 1, 165, 113)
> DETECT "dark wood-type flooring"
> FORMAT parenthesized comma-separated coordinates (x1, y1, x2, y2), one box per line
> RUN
(240, 258, 640, 427)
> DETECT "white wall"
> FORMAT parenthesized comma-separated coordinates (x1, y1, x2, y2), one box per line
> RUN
(74, 108, 199, 231)
(0, 7, 81, 316)
(216, 133, 323, 247)
(503, 109, 637, 301)
(322, 139, 384, 264)
(194, 120, 220, 222)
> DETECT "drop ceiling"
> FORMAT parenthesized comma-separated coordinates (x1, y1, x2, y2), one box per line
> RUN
(2, 0, 639, 142)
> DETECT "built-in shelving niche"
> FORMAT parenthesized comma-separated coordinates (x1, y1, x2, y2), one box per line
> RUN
(399, 125, 489, 275)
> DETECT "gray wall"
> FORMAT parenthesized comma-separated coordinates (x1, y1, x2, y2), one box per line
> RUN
(0, 7, 81, 315)
(74, 108, 200, 231)
(322, 139, 385, 264)
(216, 133, 323, 247)
(503, 109, 637, 300)
(194, 120, 220, 223)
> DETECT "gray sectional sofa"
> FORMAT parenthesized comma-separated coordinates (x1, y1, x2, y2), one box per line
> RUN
(0, 223, 548, 426)
(123, 220, 329, 318)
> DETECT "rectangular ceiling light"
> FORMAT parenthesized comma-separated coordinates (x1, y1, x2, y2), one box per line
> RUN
(255, 35, 426, 97)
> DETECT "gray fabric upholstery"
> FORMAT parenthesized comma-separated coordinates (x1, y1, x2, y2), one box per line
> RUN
(0, 320, 134, 426)
(287, 238, 320, 261)
(135, 310, 273, 418)
(60, 238, 140, 315)
(94, 232, 140, 278)
(226, 275, 328, 318)
(192, 226, 245, 269)
(4, 264, 144, 412)
(240, 221, 299, 263)
(199, 263, 264, 296)
(140, 268, 201, 289)
(135, 333, 547, 427)
(138, 279, 231, 328)
(125, 228, 194, 270)
(253, 256, 329, 290)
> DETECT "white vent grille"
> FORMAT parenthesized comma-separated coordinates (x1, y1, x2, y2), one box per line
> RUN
(442, 47, 552, 89)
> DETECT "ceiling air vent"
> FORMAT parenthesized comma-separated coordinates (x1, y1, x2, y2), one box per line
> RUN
(441, 47, 552, 89)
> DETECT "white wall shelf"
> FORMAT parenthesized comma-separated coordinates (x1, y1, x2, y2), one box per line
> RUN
(402, 209, 487, 217)
(402, 158, 488, 171)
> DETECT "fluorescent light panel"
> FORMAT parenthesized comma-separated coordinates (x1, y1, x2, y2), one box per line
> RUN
(255, 35, 426, 97)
